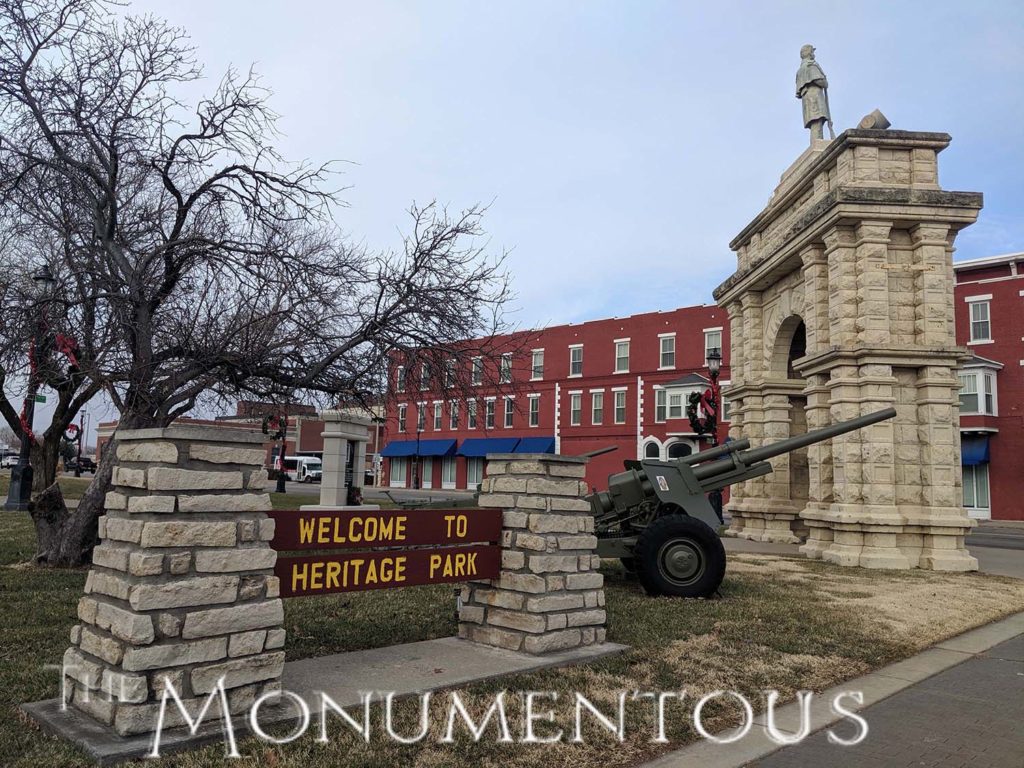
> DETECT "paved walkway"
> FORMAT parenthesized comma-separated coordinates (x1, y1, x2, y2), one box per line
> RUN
(643, 611, 1024, 768)
(749, 632, 1024, 768)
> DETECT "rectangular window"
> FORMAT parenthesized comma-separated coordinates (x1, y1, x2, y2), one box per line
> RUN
(433, 402, 442, 430)
(721, 395, 731, 421)
(655, 389, 667, 422)
(444, 359, 455, 388)
(420, 363, 430, 390)
(614, 390, 627, 424)
(485, 399, 496, 429)
(962, 463, 990, 512)
(396, 365, 406, 392)
(529, 395, 540, 427)
(398, 404, 407, 432)
(416, 403, 426, 432)
(449, 400, 459, 429)
(614, 340, 630, 373)
(569, 345, 583, 377)
(531, 349, 544, 380)
(704, 329, 723, 361)
(467, 399, 477, 429)
(668, 392, 684, 419)
(389, 457, 407, 487)
(500, 353, 513, 384)
(984, 372, 995, 414)
(471, 356, 483, 386)
(969, 301, 991, 342)
(659, 335, 676, 369)
(570, 393, 582, 426)
(504, 397, 514, 428)
(441, 456, 456, 489)
(466, 457, 484, 489)
(591, 391, 604, 425)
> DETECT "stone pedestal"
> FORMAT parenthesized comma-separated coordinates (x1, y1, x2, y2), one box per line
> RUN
(62, 426, 284, 736)
(458, 454, 607, 655)
(715, 128, 981, 570)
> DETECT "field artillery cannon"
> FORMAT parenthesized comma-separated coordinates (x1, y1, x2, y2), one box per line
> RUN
(589, 407, 897, 598)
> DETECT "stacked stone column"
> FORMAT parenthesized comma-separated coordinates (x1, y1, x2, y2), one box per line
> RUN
(62, 426, 284, 736)
(458, 454, 607, 655)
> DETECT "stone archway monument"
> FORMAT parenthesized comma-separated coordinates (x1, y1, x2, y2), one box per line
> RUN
(715, 49, 981, 570)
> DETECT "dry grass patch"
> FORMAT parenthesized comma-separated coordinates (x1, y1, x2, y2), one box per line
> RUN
(4, 517, 1024, 768)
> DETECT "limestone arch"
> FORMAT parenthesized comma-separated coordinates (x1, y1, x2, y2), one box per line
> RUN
(770, 314, 807, 379)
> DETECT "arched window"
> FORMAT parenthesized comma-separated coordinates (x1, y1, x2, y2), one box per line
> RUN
(644, 442, 661, 459)
(667, 442, 692, 459)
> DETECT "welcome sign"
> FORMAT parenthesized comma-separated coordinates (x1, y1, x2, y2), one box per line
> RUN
(268, 508, 503, 598)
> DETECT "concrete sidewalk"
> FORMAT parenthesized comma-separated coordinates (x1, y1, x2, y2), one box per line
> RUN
(642, 611, 1024, 768)
(723, 533, 1024, 580)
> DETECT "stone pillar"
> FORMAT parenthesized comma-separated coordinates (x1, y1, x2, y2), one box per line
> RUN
(316, 410, 372, 509)
(62, 427, 284, 736)
(799, 372, 834, 558)
(458, 454, 607, 655)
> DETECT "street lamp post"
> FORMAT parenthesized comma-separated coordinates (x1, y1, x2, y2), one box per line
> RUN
(5, 265, 58, 511)
(413, 416, 423, 490)
(706, 347, 724, 523)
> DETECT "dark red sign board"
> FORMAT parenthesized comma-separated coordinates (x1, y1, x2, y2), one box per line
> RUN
(275, 544, 500, 598)
(268, 508, 502, 551)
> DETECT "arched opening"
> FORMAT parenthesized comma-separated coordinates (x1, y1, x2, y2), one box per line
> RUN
(644, 441, 661, 459)
(667, 442, 692, 459)
(770, 315, 807, 380)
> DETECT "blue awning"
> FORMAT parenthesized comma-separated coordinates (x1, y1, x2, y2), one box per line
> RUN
(416, 439, 457, 457)
(961, 436, 990, 466)
(380, 440, 417, 458)
(380, 439, 456, 458)
(514, 436, 556, 454)
(458, 437, 520, 457)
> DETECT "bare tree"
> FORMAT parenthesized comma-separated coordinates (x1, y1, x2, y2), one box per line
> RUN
(0, 0, 512, 565)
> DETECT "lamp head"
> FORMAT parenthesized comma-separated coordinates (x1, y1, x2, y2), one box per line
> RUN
(706, 347, 722, 376)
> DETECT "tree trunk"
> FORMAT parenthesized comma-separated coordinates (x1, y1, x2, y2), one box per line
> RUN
(34, 412, 156, 567)
(28, 483, 71, 566)
(30, 438, 61, 494)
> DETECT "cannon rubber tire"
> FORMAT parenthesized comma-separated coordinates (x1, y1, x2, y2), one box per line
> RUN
(635, 514, 725, 598)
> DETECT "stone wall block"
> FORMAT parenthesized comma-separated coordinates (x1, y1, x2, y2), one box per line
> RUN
(117, 442, 178, 464)
(147, 467, 244, 491)
(189, 445, 267, 465)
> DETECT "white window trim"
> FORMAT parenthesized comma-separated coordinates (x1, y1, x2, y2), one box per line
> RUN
(441, 456, 457, 490)
(466, 398, 478, 430)
(963, 293, 993, 302)
(658, 333, 677, 370)
(527, 393, 541, 428)
(530, 348, 545, 381)
(471, 356, 483, 386)
(613, 338, 630, 374)
(967, 299, 993, 344)
(591, 391, 604, 425)
(958, 369, 998, 416)
(654, 387, 667, 424)
(568, 344, 584, 378)
(396, 365, 406, 393)
(500, 352, 513, 384)
(613, 389, 627, 424)
(568, 391, 582, 426)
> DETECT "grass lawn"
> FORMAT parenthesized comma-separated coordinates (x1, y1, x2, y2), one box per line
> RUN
(2, 514, 1023, 767)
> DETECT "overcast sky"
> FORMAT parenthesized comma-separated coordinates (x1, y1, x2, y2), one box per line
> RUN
(8, 0, 1024, 444)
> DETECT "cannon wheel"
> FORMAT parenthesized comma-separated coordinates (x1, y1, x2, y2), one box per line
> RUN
(634, 514, 725, 598)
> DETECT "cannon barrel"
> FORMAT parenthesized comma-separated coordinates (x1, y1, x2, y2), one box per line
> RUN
(677, 438, 751, 465)
(691, 407, 896, 483)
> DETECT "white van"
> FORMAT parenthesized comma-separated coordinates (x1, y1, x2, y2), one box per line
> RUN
(278, 456, 323, 483)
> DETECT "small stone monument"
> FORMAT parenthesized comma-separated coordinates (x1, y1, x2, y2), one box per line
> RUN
(300, 410, 375, 512)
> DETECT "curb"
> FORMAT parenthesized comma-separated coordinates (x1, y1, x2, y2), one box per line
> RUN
(640, 609, 1024, 768)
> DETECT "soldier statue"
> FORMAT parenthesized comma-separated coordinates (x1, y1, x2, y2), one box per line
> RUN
(796, 44, 834, 142)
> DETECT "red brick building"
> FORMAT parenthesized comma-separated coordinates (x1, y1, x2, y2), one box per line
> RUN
(954, 252, 1024, 521)
(380, 305, 732, 492)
